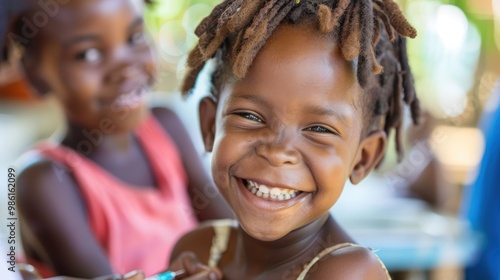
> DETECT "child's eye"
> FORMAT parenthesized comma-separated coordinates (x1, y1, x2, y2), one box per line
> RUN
(75, 48, 101, 63)
(234, 112, 263, 123)
(305, 126, 334, 134)
(129, 31, 145, 45)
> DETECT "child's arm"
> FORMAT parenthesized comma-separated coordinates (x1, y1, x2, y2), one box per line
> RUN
(303, 246, 389, 280)
(17, 160, 114, 278)
(151, 107, 233, 221)
(169, 224, 215, 267)
(19, 264, 145, 280)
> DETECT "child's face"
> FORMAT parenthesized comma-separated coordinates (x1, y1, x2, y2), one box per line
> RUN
(200, 23, 386, 241)
(25, 0, 154, 132)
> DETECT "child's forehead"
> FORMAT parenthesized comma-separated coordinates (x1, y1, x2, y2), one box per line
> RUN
(230, 23, 358, 99)
(256, 23, 348, 70)
(23, 0, 142, 19)
(22, 0, 142, 36)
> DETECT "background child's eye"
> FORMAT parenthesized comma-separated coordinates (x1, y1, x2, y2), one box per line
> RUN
(129, 31, 145, 45)
(75, 48, 101, 63)
(234, 112, 263, 123)
(305, 126, 334, 134)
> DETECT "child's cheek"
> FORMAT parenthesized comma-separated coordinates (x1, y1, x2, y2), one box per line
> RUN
(212, 130, 256, 178)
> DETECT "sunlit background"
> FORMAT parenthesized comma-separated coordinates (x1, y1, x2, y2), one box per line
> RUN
(1, 0, 499, 279)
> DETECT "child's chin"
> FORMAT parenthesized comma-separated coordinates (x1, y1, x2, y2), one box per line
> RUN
(240, 222, 289, 242)
(108, 106, 148, 133)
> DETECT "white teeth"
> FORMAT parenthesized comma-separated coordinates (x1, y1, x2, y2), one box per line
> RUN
(270, 188, 281, 196)
(244, 180, 301, 202)
(259, 185, 270, 194)
(113, 88, 146, 107)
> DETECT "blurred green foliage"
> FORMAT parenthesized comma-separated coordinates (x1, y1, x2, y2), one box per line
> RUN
(145, 0, 219, 27)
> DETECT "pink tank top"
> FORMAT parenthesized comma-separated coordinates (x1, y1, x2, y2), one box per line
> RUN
(32, 115, 197, 277)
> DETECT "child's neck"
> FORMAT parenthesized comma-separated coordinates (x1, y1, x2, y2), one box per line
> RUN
(232, 214, 352, 277)
(62, 121, 136, 157)
(62, 121, 158, 188)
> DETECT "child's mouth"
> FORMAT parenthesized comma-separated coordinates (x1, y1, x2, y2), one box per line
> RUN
(112, 87, 147, 108)
(242, 179, 302, 202)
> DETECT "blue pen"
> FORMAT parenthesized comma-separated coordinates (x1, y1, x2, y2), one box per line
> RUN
(145, 269, 186, 280)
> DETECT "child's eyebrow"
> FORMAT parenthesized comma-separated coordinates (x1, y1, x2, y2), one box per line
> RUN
(128, 17, 144, 31)
(61, 18, 143, 49)
(63, 35, 100, 48)
(303, 105, 348, 125)
(229, 94, 268, 107)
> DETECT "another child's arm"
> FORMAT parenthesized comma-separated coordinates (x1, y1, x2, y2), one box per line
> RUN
(17, 160, 114, 278)
(21, 269, 145, 280)
(151, 107, 233, 221)
(303, 246, 389, 280)
(20, 264, 145, 280)
(166, 225, 221, 280)
(169, 224, 215, 266)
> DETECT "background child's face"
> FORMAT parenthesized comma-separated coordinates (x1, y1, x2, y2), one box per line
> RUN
(201, 23, 379, 241)
(24, 0, 155, 132)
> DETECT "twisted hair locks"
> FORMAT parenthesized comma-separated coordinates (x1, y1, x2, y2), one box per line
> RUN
(182, 0, 420, 160)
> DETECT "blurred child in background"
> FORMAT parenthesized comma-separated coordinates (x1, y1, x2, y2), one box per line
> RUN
(1, 0, 231, 278)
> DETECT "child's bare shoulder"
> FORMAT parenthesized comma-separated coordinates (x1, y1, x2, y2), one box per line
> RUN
(16, 154, 99, 269)
(173, 220, 217, 250)
(305, 245, 389, 280)
(17, 153, 87, 229)
(17, 154, 78, 204)
(170, 220, 238, 265)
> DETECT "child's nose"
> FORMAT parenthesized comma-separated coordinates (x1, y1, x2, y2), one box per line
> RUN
(255, 137, 300, 167)
(105, 64, 142, 85)
(105, 47, 149, 85)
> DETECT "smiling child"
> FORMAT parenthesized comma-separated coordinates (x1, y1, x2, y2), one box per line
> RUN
(168, 0, 419, 279)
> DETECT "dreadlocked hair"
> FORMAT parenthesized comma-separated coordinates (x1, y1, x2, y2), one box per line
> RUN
(182, 0, 419, 161)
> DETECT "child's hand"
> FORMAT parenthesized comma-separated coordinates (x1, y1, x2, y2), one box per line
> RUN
(18, 264, 146, 280)
(169, 252, 222, 280)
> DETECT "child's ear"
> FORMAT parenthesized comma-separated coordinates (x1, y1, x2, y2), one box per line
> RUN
(349, 130, 387, 184)
(21, 55, 50, 95)
(199, 97, 217, 152)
